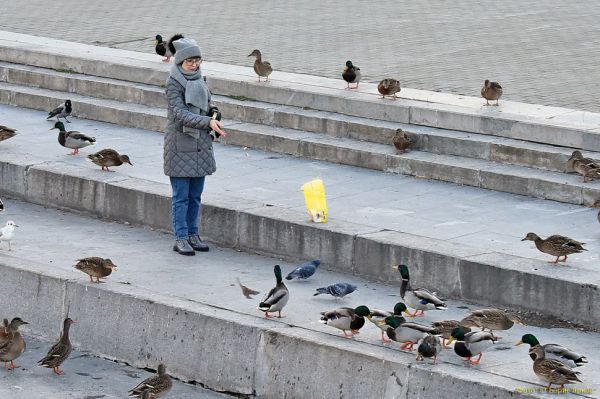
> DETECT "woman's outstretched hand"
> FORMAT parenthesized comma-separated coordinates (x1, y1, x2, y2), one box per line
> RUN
(209, 119, 226, 137)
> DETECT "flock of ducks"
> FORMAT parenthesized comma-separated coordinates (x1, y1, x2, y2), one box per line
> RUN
(245, 262, 588, 390)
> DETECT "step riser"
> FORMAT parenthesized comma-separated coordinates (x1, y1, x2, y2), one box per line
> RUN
(2, 44, 599, 152)
(0, 86, 597, 207)
(0, 259, 534, 399)
(0, 64, 577, 173)
(1, 157, 597, 327)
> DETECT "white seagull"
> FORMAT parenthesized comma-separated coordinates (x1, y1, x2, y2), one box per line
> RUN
(0, 221, 18, 251)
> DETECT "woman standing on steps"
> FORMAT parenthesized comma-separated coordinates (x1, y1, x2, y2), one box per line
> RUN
(163, 37, 226, 256)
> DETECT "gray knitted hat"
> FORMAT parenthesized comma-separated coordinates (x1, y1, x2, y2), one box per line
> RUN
(173, 38, 202, 64)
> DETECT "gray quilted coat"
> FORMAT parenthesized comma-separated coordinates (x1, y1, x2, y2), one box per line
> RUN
(163, 77, 216, 177)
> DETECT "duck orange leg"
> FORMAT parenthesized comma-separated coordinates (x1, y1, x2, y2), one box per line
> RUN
(381, 331, 391, 344)
(53, 367, 65, 375)
(342, 330, 354, 338)
(400, 342, 414, 350)
(560, 255, 568, 262)
(469, 354, 483, 365)
(549, 256, 560, 264)
(264, 312, 272, 318)
(277, 311, 284, 318)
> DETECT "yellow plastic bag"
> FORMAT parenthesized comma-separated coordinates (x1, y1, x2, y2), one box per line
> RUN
(301, 179, 328, 223)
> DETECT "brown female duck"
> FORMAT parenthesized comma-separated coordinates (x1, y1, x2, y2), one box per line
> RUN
(378, 79, 401, 99)
(521, 232, 586, 263)
(392, 129, 412, 153)
(128, 363, 172, 398)
(74, 257, 117, 283)
(568, 151, 600, 182)
(530, 346, 582, 389)
(431, 320, 471, 348)
(0, 317, 28, 370)
(460, 309, 523, 332)
(0, 126, 17, 142)
(38, 318, 74, 375)
(87, 149, 133, 172)
(248, 49, 273, 82)
(481, 80, 503, 106)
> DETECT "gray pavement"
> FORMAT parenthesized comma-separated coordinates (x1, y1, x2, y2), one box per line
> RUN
(0, 104, 598, 271)
(0, 198, 598, 397)
(2, 1, 600, 111)
(0, 337, 231, 398)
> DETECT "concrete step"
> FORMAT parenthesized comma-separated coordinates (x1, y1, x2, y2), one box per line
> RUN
(2, 61, 598, 174)
(1, 199, 598, 398)
(0, 81, 598, 207)
(0, 105, 597, 328)
(0, 337, 228, 398)
(2, 30, 600, 152)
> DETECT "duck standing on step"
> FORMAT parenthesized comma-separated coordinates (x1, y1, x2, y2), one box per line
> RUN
(258, 265, 289, 318)
(367, 302, 411, 343)
(392, 264, 447, 316)
(529, 346, 582, 389)
(481, 80, 502, 106)
(392, 129, 411, 154)
(567, 151, 600, 182)
(155, 33, 183, 63)
(74, 257, 117, 283)
(320, 306, 370, 338)
(0, 221, 18, 251)
(521, 232, 586, 263)
(0, 317, 29, 370)
(448, 326, 499, 365)
(50, 122, 96, 155)
(88, 149, 133, 171)
(416, 333, 442, 364)
(248, 49, 273, 82)
(38, 317, 74, 375)
(0, 125, 17, 142)
(384, 315, 440, 351)
(516, 333, 587, 368)
(128, 363, 172, 398)
(460, 308, 523, 332)
(431, 320, 471, 348)
(378, 78, 401, 99)
(46, 100, 72, 123)
(342, 61, 361, 89)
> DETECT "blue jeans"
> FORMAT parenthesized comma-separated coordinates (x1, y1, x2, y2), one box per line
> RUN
(170, 177, 205, 240)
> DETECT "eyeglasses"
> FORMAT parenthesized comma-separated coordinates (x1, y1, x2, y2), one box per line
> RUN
(184, 58, 202, 65)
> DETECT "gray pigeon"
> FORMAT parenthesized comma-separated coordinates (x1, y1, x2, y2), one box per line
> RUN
(285, 259, 321, 280)
(314, 283, 358, 298)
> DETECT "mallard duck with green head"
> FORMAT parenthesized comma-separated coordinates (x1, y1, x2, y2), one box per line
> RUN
(154, 34, 183, 63)
(74, 257, 117, 283)
(258, 265, 289, 318)
(416, 333, 442, 364)
(342, 61, 361, 89)
(0, 126, 17, 142)
(38, 317, 74, 375)
(447, 326, 499, 365)
(248, 49, 273, 82)
(367, 302, 410, 343)
(88, 149, 133, 171)
(521, 232, 586, 264)
(431, 320, 471, 348)
(128, 363, 172, 398)
(0, 317, 28, 370)
(481, 80, 503, 106)
(568, 151, 600, 182)
(384, 315, 440, 351)
(393, 264, 447, 316)
(50, 122, 96, 155)
(320, 306, 371, 338)
(517, 334, 587, 368)
(460, 309, 524, 332)
(529, 346, 582, 389)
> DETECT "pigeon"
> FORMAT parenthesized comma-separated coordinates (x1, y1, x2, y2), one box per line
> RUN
(46, 100, 72, 123)
(0, 221, 18, 251)
(285, 259, 320, 280)
(236, 277, 260, 299)
(313, 283, 357, 298)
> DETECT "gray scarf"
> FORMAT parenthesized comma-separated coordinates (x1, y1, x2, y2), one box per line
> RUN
(170, 64, 209, 114)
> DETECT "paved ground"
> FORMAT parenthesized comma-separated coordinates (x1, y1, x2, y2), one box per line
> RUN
(0, 199, 598, 397)
(0, 337, 230, 398)
(1, 105, 598, 271)
(2, 1, 599, 111)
